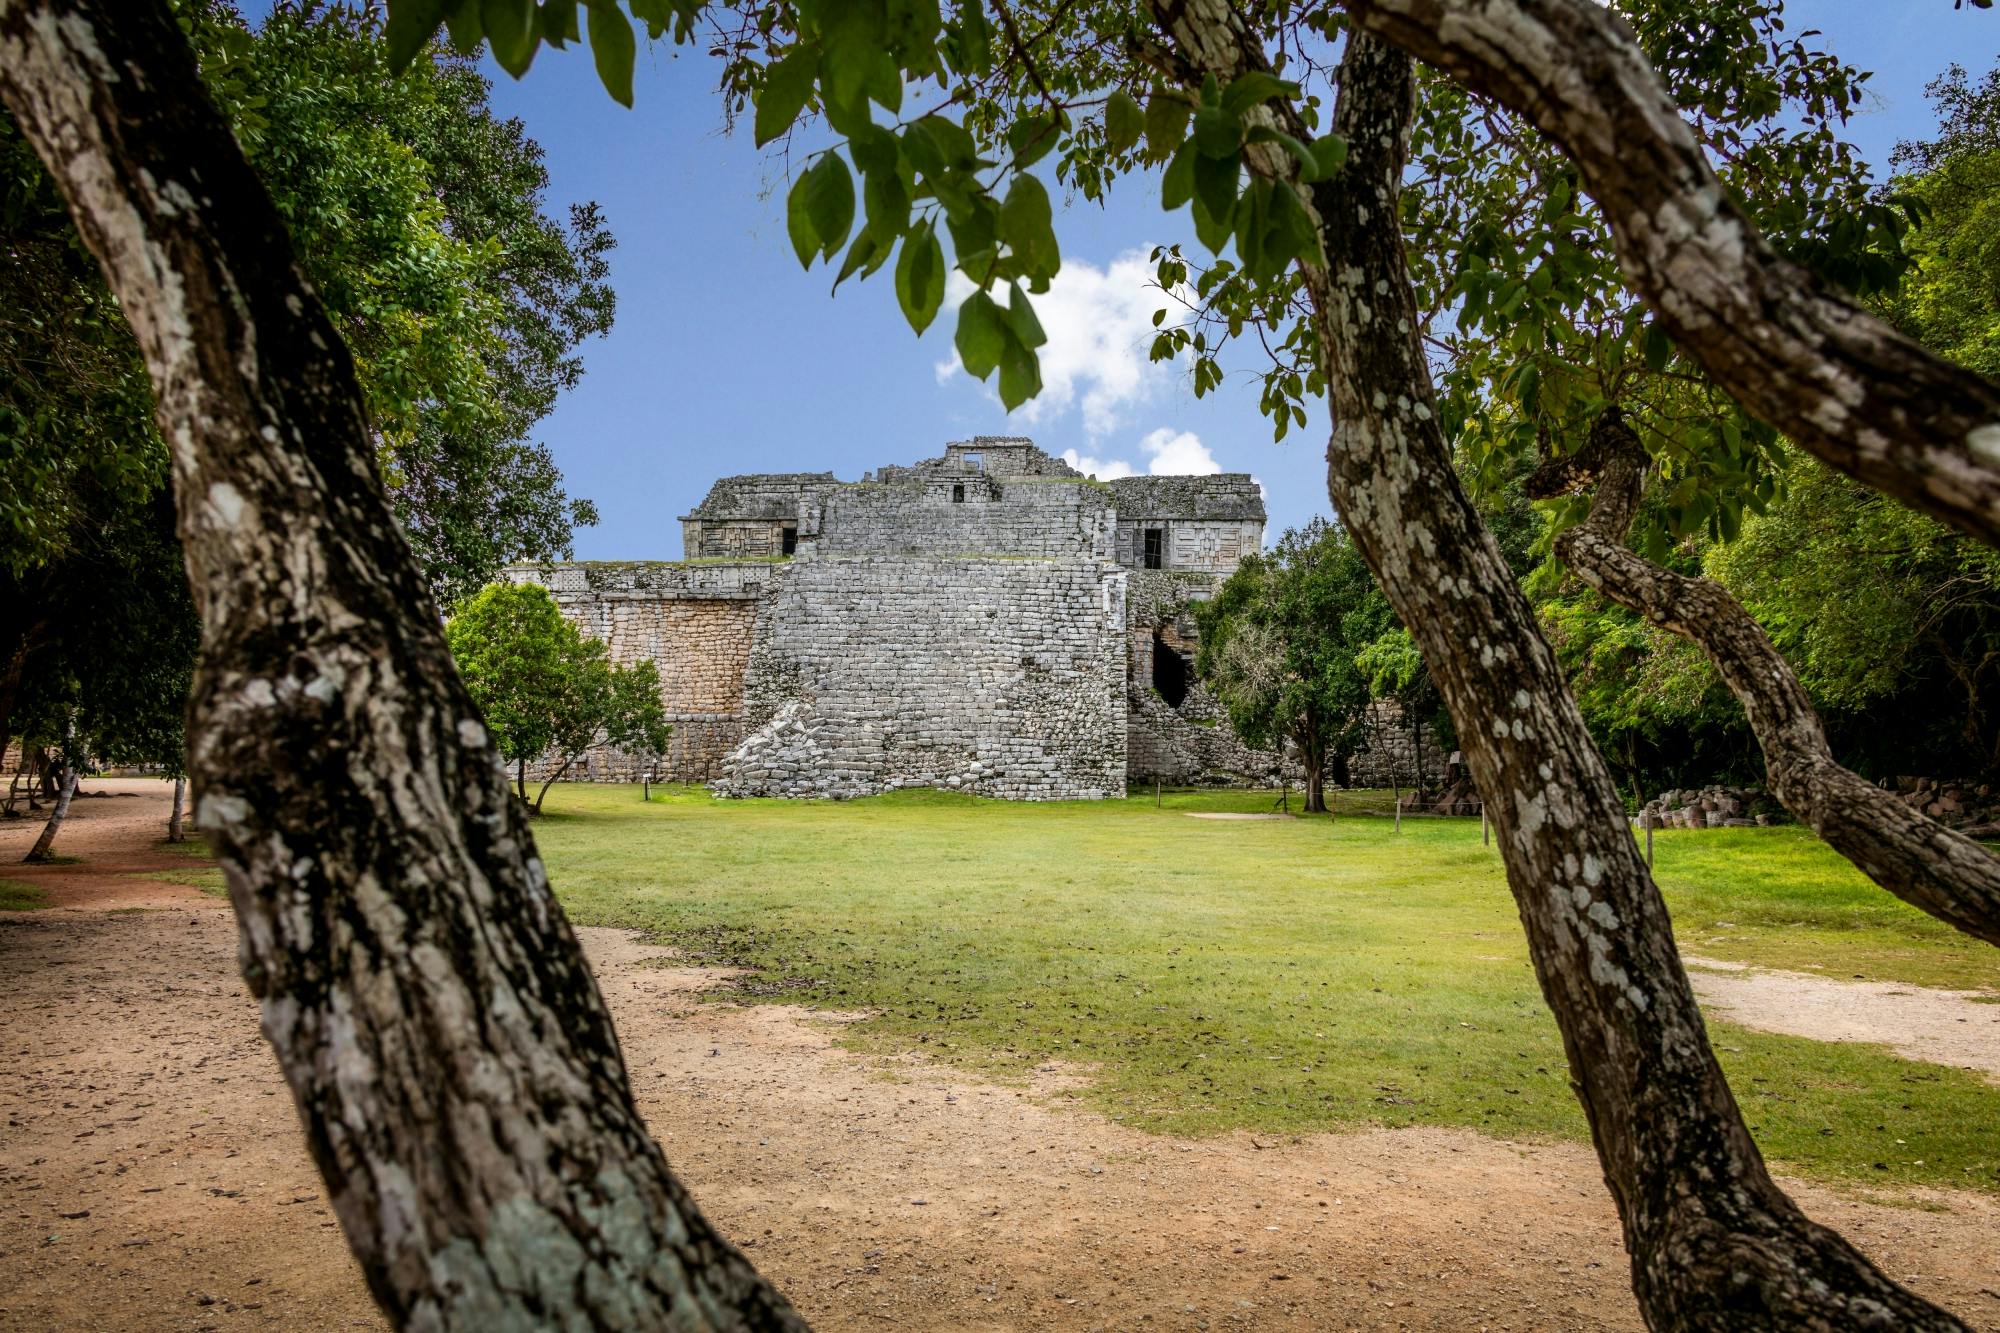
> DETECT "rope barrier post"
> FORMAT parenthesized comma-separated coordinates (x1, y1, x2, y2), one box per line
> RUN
(1481, 801, 1489, 846)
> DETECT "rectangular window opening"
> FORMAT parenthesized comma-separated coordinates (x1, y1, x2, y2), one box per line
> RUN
(1143, 528, 1164, 569)
(952, 483, 966, 503)
(780, 525, 798, 555)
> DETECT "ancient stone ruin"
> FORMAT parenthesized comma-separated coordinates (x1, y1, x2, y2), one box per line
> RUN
(505, 437, 1283, 799)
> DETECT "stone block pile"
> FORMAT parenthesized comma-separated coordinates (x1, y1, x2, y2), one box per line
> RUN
(1634, 785, 1787, 828)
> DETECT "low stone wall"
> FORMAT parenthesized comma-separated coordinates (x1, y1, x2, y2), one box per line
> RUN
(1345, 698, 1450, 789)
(714, 554, 1127, 800)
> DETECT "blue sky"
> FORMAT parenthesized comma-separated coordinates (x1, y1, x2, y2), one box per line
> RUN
(450, 5, 1996, 560)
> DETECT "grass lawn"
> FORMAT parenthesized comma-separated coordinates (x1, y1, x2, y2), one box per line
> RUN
(533, 783, 2000, 1195)
(0, 878, 48, 910)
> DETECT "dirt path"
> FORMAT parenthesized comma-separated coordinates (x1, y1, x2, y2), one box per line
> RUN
(2, 786, 1997, 1331)
(1686, 956, 2000, 1082)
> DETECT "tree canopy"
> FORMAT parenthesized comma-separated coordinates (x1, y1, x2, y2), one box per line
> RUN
(445, 581, 671, 811)
(1196, 518, 1391, 812)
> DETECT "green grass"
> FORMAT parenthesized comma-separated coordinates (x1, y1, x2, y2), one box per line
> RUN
(533, 783, 2000, 1194)
(1649, 825, 1999, 989)
(0, 878, 49, 910)
(148, 867, 227, 897)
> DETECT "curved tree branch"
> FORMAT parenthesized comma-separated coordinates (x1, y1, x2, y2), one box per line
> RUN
(1142, 3, 1969, 1325)
(0, 1, 801, 1326)
(1534, 411, 2000, 948)
(1335, 0, 2000, 550)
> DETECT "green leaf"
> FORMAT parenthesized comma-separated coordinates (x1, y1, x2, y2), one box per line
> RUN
(755, 46, 820, 148)
(1642, 322, 1673, 373)
(1008, 113, 1063, 169)
(1192, 104, 1243, 157)
(786, 172, 820, 269)
(998, 335, 1041, 410)
(1104, 89, 1145, 155)
(1000, 173, 1056, 280)
(482, 0, 536, 76)
(385, 0, 451, 68)
(1145, 92, 1188, 161)
(895, 223, 947, 335)
(864, 166, 912, 240)
(956, 0, 992, 75)
(1005, 281, 1045, 350)
(956, 290, 1007, 379)
(800, 153, 855, 260)
(1220, 72, 1298, 117)
(833, 230, 885, 289)
(1306, 134, 1347, 180)
(538, 1, 580, 46)
(586, 3, 636, 107)
(1192, 151, 1239, 234)
(1161, 140, 1198, 211)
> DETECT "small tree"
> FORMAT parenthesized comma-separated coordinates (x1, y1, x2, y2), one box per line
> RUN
(1196, 520, 1391, 812)
(444, 582, 669, 812)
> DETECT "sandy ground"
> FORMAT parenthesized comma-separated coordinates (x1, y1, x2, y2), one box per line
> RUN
(2, 781, 1998, 1331)
(1686, 956, 2000, 1081)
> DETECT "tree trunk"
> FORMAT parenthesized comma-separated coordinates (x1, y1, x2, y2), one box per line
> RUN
(0, 3, 802, 1328)
(1535, 412, 2000, 947)
(168, 775, 185, 844)
(1141, 10, 1967, 1327)
(23, 753, 76, 863)
(1334, 0, 2000, 552)
(1302, 761, 1326, 814)
(516, 754, 528, 804)
(534, 753, 580, 814)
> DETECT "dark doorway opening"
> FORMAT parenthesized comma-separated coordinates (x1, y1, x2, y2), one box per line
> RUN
(952, 483, 965, 503)
(780, 525, 798, 555)
(1152, 631, 1189, 708)
(1143, 528, 1163, 569)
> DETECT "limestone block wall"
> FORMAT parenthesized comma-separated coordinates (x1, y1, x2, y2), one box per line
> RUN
(715, 555, 1128, 800)
(814, 480, 1115, 560)
(501, 561, 774, 783)
(1113, 517, 1264, 574)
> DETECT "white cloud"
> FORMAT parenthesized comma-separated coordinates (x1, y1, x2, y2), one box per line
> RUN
(1060, 427, 1223, 481)
(1058, 449, 1136, 480)
(1136, 427, 1219, 475)
(935, 248, 1175, 437)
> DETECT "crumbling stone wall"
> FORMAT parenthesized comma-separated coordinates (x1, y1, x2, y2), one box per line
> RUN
(714, 554, 1127, 800)
(1122, 571, 1294, 785)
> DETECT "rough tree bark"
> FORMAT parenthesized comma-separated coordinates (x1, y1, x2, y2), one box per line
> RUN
(1143, 6, 1968, 1327)
(1333, 0, 2000, 552)
(1531, 410, 2000, 948)
(0, 2, 803, 1327)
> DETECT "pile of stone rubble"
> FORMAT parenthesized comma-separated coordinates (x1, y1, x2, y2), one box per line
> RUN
(1877, 776, 2000, 838)
(1633, 785, 1787, 829)
(1635, 778, 2000, 837)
